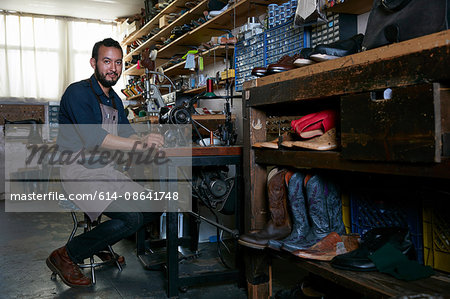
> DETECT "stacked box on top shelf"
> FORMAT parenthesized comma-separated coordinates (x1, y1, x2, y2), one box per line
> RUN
(310, 12, 357, 47)
(350, 188, 424, 264)
(235, 32, 265, 92)
(265, 20, 305, 65)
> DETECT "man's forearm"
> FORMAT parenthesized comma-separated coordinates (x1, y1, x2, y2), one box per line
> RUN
(101, 134, 143, 151)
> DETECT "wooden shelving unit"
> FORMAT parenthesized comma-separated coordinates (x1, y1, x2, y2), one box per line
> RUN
(254, 149, 450, 179)
(272, 251, 450, 298)
(122, 0, 285, 75)
(123, 0, 209, 63)
(125, 45, 234, 77)
(121, 0, 192, 46)
(243, 30, 450, 299)
(154, 0, 281, 64)
(164, 45, 234, 77)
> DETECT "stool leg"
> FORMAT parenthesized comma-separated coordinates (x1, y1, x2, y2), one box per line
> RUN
(69, 212, 79, 242)
(84, 214, 97, 285)
(107, 245, 123, 272)
(90, 255, 96, 285)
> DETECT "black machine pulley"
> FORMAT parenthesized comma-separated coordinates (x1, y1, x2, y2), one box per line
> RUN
(159, 106, 191, 124)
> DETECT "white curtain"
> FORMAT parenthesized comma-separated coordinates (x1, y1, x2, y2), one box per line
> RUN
(0, 11, 122, 102)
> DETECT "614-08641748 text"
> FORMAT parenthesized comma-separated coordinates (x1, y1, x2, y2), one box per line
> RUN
(9, 191, 179, 201)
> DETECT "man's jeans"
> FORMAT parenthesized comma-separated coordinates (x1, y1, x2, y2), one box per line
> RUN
(66, 200, 160, 264)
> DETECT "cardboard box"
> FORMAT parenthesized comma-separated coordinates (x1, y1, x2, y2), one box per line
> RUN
(220, 69, 235, 80)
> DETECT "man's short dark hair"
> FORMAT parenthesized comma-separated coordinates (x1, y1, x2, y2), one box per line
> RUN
(92, 38, 123, 61)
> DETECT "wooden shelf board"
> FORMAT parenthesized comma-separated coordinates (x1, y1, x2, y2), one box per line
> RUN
(121, 0, 192, 46)
(123, 64, 144, 76)
(325, 0, 373, 14)
(123, 0, 209, 62)
(125, 94, 144, 101)
(245, 30, 450, 106)
(271, 251, 450, 298)
(130, 113, 234, 123)
(163, 45, 234, 77)
(254, 149, 450, 179)
(182, 78, 234, 94)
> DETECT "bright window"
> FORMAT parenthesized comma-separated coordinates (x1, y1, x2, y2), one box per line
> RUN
(0, 11, 122, 101)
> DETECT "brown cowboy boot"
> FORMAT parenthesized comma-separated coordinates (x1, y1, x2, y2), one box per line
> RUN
(238, 168, 292, 249)
(46, 246, 92, 287)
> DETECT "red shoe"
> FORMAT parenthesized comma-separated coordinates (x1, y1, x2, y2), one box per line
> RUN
(291, 109, 337, 139)
(46, 246, 92, 287)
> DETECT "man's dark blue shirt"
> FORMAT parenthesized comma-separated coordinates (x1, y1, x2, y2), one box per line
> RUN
(57, 74, 135, 151)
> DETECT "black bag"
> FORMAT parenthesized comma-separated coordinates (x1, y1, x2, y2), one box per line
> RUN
(362, 0, 450, 50)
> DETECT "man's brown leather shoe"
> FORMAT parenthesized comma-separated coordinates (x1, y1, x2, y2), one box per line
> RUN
(266, 54, 301, 75)
(46, 246, 92, 287)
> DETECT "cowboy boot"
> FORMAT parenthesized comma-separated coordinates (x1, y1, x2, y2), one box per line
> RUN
(46, 246, 92, 287)
(283, 174, 345, 252)
(238, 168, 292, 249)
(268, 172, 310, 251)
(291, 232, 360, 261)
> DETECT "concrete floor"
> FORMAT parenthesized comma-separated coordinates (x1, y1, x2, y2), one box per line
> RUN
(0, 200, 252, 299)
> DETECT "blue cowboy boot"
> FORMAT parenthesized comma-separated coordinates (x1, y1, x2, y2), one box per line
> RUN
(268, 172, 310, 251)
(282, 174, 345, 252)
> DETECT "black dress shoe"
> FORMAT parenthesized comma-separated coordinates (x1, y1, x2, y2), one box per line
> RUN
(330, 227, 415, 271)
(311, 33, 364, 59)
(266, 54, 301, 75)
(251, 67, 266, 77)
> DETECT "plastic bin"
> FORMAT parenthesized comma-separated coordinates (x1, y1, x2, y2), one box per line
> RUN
(350, 188, 424, 264)
(310, 12, 357, 47)
(265, 20, 304, 65)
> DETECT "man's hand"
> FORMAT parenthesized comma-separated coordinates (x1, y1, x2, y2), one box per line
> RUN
(141, 133, 164, 148)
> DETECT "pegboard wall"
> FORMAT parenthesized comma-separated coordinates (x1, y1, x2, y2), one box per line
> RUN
(0, 104, 46, 125)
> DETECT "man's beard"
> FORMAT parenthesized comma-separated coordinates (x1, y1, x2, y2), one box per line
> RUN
(95, 67, 120, 88)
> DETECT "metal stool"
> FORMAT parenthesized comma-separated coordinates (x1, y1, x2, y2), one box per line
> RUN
(44, 164, 123, 284)
(50, 210, 123, 285)
(68, 212, 123, 285)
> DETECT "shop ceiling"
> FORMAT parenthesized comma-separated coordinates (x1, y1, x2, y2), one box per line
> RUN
(0, 0, 144, 21)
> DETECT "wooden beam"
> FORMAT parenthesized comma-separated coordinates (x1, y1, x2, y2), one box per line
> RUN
(254, 149, 450, 179)
(245, 30, 450, 106)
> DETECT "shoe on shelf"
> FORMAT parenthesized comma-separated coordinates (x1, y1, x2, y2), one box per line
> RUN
(251, 54, 299, 77)
(293, 48, 315, 67)
(238, 168, 292, 249)
(310, 33, 364, 61)
(330, 227, 415, 271)
(219, 36, 237, 44)
(251, 66, 267, 77)
(209, 4, 230, 17)
(282, 128, 338, 151)
(291, 232, 360, 261)
(266, 54, 301, 75)
(291, 109, 337, 139)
